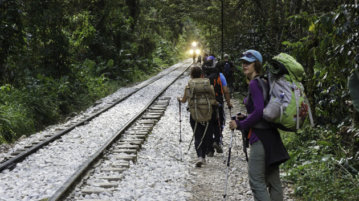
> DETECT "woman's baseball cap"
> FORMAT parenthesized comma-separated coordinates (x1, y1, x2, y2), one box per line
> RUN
(239, 50, 263, 64)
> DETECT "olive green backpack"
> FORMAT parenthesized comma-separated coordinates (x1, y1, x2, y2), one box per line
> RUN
(186, 78, 217, 122)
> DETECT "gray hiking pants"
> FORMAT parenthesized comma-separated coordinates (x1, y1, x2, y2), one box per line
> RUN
(248, 140, 283, 201)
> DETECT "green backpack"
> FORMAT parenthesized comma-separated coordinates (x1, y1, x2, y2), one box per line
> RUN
(186, 78, 217, 122)
(262, 53, 314, 131)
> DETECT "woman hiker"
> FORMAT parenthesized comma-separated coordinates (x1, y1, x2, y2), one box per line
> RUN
(229, 49, 290, 201)
(178, 66, 218, 168)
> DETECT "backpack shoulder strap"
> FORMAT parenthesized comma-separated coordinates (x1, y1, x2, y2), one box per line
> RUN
(254, 76, 269, 105)
(216, 75, 224, 95)
(248, 76, 272, 129)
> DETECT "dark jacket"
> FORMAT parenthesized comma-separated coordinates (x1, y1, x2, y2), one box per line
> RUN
(216, 60, 235, 83)
(253, 127, 289, 169)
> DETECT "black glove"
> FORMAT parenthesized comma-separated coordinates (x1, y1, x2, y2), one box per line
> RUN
(237, 112, 247, 121)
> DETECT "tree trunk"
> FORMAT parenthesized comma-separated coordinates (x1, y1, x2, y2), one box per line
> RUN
(126, 0, 139, 30)
(354, 109, 359, 128)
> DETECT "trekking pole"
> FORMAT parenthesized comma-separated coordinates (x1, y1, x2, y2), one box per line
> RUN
(178, 100, 183, 161)
(223, 109, 234, 200)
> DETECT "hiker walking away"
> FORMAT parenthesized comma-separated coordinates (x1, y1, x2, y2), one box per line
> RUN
(178, 66, 218, 167)
(229, 50, 289, 201)
(193, 52, 197, 63)
(197, 54, 202, 64)
(202, 55, 233, 156)
(217, 54, 235, 96)
(215, 57, 234, 130)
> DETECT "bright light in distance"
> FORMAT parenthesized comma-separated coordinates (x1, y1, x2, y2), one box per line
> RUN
(195, 49, 200, 55)
(189, 49, 194, 55)
(191, 41, 197, 47)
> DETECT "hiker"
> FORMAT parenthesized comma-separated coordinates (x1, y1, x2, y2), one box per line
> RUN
(197, 54, 202, 64)
(193, 52, 197, 63)
(229, 49, 289, 201)
(178, 66, 218, 167)
(216, 54, 235, 96)
(202, 55, 233, 156)
(202, 55, 216, 68)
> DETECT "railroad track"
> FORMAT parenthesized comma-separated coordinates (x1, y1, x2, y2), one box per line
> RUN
(0, 62, 187, 172)
(54, 98, 171, 201)
(0, 60, 192, 201)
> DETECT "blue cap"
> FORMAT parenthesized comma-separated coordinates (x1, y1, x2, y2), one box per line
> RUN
(239, 49, 263, 64)
(207, 55, 215, 60)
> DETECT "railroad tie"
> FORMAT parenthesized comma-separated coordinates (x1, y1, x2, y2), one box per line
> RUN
(119, 139, 143, 144)
(101, 167, 127, 172)
(112, 149, 137, 154)
(81, 187, 110, 194)
(138, 119, 158, 124)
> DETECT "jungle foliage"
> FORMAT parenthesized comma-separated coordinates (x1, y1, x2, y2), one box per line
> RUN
(0, 0, 192, 142)
(1, 0, 359, 200)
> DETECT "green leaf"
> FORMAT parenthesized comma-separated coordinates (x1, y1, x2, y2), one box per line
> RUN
(309, 22, 315, 32)
(348, 71, 359, 112)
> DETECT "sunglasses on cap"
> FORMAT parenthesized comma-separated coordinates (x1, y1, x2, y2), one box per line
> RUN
(241, 60, 253, 65)
(240, 52, 258, 61)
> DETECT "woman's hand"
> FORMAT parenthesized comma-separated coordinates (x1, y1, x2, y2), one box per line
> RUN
(229, 120, 237, 130)
(177, 96, 182, 102)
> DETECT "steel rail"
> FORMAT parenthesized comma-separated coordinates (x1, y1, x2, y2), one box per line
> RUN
(49, 63, 191, 201)
(0, 64, 185, 172)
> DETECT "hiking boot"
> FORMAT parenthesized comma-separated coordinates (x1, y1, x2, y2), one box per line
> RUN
(195, 157, 203, 168)
(213, 142, 223, 153)
(202, 157, 206, 165)
(207, 151, 214, 157)
(217, 144, 223, 153)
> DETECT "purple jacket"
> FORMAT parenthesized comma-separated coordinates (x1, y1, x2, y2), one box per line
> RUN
(235, 78, 290, 167)
(235, 79, 263, 144)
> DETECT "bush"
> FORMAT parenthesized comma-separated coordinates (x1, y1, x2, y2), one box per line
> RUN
(0, 86, 35, 143)
(281, 126, 359, 200)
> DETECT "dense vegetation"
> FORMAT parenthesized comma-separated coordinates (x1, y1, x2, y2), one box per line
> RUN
(1, 0, 358, 200)
(0, 0, 193, 142)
